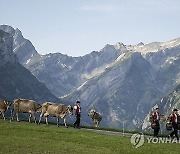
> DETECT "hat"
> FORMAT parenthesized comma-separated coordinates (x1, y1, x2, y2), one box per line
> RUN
(173, 109, 178, 111)
(76, 101, 80, 104)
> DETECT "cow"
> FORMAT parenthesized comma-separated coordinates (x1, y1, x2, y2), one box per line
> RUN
(0, 100, 12, 120)
(12, 98, 42, 123)
(38, 102, 73, 127)
(88, 109, 102, 127)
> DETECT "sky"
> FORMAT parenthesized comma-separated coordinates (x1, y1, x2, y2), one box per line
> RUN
(0, 0, 180, 56)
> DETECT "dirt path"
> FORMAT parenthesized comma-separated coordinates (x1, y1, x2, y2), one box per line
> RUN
(0, 119, 148, 138)
(80, 128, 133, 137)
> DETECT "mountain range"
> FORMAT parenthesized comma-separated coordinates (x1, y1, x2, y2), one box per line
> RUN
(0, 28, 59, 103)
(0, 25, 179, 130)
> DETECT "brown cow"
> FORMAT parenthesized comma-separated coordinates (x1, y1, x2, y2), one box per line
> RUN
(38, 102, 73, 127)
(0, 100, 12, 120)
(12, 98, 42, 123)
(88, 109, 102, 127)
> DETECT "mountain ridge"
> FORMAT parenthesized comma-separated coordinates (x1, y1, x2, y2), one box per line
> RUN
(0, 29, 59, 103)
(0, 24, 179, 130)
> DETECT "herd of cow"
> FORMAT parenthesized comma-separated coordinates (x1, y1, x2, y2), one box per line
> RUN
(0, 99, 102, 127)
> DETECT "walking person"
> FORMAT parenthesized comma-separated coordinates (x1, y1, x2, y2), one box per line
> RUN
(73, 101, 81, 128)
(169, 109, 179, 141)
(152, 108, 160, 137)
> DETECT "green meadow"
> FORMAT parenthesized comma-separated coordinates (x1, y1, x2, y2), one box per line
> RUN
(0, 121, 179, 154)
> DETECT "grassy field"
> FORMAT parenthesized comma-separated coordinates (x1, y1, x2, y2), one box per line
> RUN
(0, 121, 180, 154)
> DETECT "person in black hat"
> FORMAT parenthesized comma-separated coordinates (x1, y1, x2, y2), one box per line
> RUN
(169, 109, 179, 141)
(73, 101, 81, 128)
(152, 107, 160, 137)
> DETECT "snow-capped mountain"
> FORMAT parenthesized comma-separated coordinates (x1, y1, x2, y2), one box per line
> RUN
(0, 24, 179, 130)
(0, 25, 125, 97)
(63, 52, 163, 129)
(0, 29, 18, 65)
(0, 25, 38, 65)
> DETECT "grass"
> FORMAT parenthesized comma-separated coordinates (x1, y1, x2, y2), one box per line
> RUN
(10, 117, 154, 136)
(0, 120, 180, 154)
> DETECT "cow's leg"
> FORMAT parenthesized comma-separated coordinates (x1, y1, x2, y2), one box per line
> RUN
(10, 109, 14, 122)
(2, 112, 6, 121)
(32, 113, 37, 124)
(93, 120, 96, 127)
(63, 117, 68, 128)
(16, 113, 20, 122)
(56, 117, 59, 127)
(97, 121, 99, 127)
(38, 113, 43, 124)
(96, 121, 99, 127)
(95, 121, 98, 127)
(45, 116, 48, 125)
(29, 113, 32, 123)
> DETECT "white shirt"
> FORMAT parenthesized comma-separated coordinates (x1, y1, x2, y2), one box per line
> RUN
(74, 105, 81, 113)
(174, 114, 178, 123)
(153, 111, 159, 120)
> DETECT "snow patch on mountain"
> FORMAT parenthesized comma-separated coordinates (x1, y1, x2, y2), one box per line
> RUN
(26, 59, 31, 64)
(77, 81, 88, 90)
(115, 53, 126, 62)
(82, 65, 108, 80)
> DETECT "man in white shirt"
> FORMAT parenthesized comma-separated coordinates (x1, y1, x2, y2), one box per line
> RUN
(152, 108, 160, 137)
(169, 109, 179, 141)
(73, 101, 81, 128)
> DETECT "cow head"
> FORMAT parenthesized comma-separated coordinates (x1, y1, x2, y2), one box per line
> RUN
(36, 104, 42, 112)
(88, 109, 96, 117)
(4, 100, 12, 110)
(166, 116, 172, 122)
(67, 105, 73, 115)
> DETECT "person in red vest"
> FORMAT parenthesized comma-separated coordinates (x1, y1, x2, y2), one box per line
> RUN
(152, 107, 160, 137)
(73, 101, 81, 128)
(169, 109, 179, 141)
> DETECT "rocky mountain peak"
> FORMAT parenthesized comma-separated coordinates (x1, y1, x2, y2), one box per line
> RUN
(137, 42, 144, 46)
(0, 30, 18, 65)
(0, 28, 59, 102)
(0, 25, 38, 65)
(161, 37, 180, 49)
(101, 44, 115, 51)
(114, 42, 127, 51)
(13, 28, 25, 44)
(0, 25, 15, 36)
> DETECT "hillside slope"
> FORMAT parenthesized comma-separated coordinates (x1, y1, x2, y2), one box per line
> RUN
(64, 52, 162, 129)
(0, 121, 180, 154)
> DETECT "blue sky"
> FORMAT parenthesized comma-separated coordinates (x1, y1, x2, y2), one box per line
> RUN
(1, 0, 180, 56)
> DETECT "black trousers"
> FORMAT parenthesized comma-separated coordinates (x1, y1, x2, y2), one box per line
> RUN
(170, 122, 179, 140)
(74, 113, 81, 128)
(154, 120, 160, 137)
